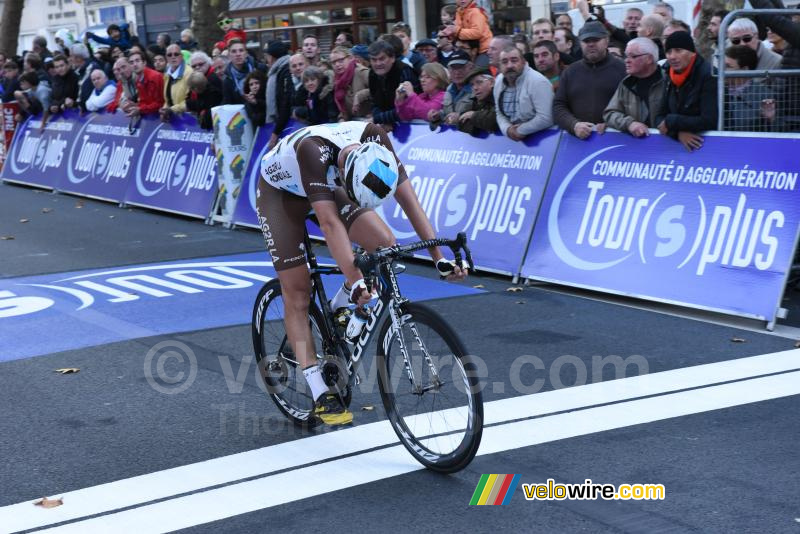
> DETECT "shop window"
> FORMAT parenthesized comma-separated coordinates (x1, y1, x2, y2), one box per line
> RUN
(358, 24, 379, 43)
(244, 17, 259, 30)
(357, 6, 378, 21)
(293, 10, 330, 26)
(275, 14, 290, 28)
(384, 5, 396, 20)
(331, 7, 352, 23)
(260, 15, 274, 29)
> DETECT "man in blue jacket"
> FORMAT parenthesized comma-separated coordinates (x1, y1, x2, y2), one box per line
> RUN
(86, 23, 133, 51)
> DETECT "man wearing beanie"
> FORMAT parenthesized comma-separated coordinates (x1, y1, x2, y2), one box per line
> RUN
(655, 31, 718, 151)
(264, 40, 293, 149)
(553, 21, 626, 139)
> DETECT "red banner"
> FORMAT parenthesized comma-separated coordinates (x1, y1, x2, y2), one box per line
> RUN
(0, 102, 19, 171)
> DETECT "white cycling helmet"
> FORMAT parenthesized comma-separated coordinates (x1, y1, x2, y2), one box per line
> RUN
(343, 142, 400, 209)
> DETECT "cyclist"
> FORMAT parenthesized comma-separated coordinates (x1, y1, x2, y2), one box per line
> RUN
(258, 121, 467, 426)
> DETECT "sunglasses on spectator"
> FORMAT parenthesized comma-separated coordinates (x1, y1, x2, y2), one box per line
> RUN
(166, 52, 182, 57)
(623, 52, 649, 60)
(217, 18, 234, 28)
(730, 34, 754, 45)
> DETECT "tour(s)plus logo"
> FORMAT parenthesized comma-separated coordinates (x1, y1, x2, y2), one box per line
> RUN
(547, 145, 786, 276)
(10, 126, 69, 175)
(67, 117, 135, 184)
(377, 165, 534, 242)
(0, 260, 274, 320)
(135, 124, 216, 197)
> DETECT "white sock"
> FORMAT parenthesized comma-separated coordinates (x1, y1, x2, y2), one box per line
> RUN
(303, 364, 328, 401)
(330, 282, 352, 311)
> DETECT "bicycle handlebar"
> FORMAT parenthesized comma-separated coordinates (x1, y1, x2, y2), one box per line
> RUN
(354, 232, 476, 275)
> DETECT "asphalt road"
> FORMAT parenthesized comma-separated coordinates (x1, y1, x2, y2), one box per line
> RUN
(1, 181, 799, 534)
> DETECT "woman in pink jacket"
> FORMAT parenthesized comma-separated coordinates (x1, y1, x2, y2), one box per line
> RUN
(394, 62, 448, 121)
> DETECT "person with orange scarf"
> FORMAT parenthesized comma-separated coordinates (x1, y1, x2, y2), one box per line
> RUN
(442, 0, 493, 56)
(655, 31, 718, 152)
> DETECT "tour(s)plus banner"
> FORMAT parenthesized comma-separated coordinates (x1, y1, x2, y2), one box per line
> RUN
(212, 105, 255, 222)
(56, 111, 142, 202)
(0, 101, 19, 171)
(122, 114, 218, 218)
(0, 109, 79, 189)
(522, 132, 800, 322)
(377, 124, 561, 274)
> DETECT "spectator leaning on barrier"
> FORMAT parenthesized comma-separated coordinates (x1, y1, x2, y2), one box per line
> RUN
(655, 31, 718, 151)
(186, 71, 223, 130)
(603, 37, 666, 137)
(49, 54, 79, 114)
(161, 44, 193, 121)
(724, 45, 778, 131)
(395, 62, 447, 121)
(189, 51, 222, 92)
(130, 50, 166, 117)
(457, 67, 498, 135)
(152, 51, 167, 73)
(494, 45, 554, 141)
(443, 0, 493, 58)
(107, 57, 134, 113)
(242, 70, 267, 126)
(429, 49, 474, 127)
(1, 60, 21, 103)
(87, 23, 133, 51)
(13, 71, 46, 122)
(554, 21, 626, 139)
(533, 40, 562, 91)
(727, 18, 783, 72)
(367, 39, 420, 126)
(85, 69, 117, 112)
(222, 39, 267, 105)
(24, 53, 51, 87)
(330, 46, 370, 121)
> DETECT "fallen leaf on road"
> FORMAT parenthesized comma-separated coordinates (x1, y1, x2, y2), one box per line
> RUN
(19, 218, 29, 223)
(795, 340, 800, 348)
(472, 284, 484, 289)
(75, 201, 84, 209)
(109, 215, 115, 219)
(55, 368, 80, 374)
(731, 337, 746, 343)
(34, 497, 63, 509)
(41, 208, 53, 213)
(506, 287, 522, 292)
(361, 406, 375, 411)
(1, 236, 14, 240)
(516, 301, 524, 305)
(172, 233, 188, 238)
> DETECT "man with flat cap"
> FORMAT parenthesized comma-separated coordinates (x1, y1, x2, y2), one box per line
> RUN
(553, 20, 626, 139)
(655, 31, 717, 152)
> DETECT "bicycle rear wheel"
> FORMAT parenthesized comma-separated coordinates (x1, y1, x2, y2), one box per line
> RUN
(376, 302, 483, 473)
(252, 279, 350, 428)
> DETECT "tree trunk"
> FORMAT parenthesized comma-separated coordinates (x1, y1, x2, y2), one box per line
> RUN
(192, 0, 229, 53)
(0, 0, 26, 57)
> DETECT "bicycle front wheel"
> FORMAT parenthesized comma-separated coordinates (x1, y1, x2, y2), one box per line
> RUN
(376, 302, 483, 473)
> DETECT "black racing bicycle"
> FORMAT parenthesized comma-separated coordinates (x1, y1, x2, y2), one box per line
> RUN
(251, 230, 483, 473)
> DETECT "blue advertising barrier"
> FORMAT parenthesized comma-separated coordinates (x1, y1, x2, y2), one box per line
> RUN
(232, 123, 274, 229)
(122, 114, 218, 218)
(521, 131, 800, 323)
(0, 109, 80, 190)
(233, 123, 561, 276)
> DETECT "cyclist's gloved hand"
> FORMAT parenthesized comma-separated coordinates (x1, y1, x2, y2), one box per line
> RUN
(349, 278, 376, 306)
(436, 259, 468, 281)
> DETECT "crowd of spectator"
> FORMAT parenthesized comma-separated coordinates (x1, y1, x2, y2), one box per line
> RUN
(1, 0, 799, 147)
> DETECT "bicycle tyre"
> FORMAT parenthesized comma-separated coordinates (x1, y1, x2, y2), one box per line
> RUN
(376, 302, 483, 473)
(251, 279, 350, 428)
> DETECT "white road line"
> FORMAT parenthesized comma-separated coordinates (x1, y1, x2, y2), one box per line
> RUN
(2, 349, 800, 533)
(35, 370, 800, 534)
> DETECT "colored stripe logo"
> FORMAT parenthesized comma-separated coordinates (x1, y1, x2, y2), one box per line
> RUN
(469, 474, 521, 505)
